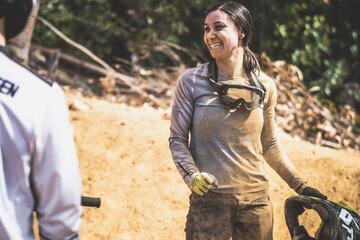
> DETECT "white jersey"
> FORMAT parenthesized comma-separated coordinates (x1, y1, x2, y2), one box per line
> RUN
(0, 46, 82, 239)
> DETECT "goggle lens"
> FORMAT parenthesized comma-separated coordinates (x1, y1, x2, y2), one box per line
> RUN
(207, 60, 266, 110)
(225, 88, 253, 103)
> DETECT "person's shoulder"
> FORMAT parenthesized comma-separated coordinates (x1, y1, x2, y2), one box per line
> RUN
(255, 71, 276, 92)
(0, 52, 65, 106)
(178, 63, 208, 83)
(16, 63, 54, 89)
(0, 51, 53, 89)
(257, 71, 275, 85)
(254, 71, 278, 106)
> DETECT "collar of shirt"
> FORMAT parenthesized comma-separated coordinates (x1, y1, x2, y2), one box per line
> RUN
(0, 45, 9, 56)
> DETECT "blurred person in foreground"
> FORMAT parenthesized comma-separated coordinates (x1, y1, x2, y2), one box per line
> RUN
(0, 0, 82, 239)
(169, 1, 327, 239)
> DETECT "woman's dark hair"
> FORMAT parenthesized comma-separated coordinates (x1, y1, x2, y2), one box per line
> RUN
(205, 1, 260, 74)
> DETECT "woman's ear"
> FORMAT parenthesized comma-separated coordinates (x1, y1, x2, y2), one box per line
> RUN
(238, 31, 245, 40)
(238, 31, 245, 46)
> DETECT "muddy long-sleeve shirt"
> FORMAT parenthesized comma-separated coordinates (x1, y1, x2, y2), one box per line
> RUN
(169, 63, 305, 199)
(0, 46, 82, 239)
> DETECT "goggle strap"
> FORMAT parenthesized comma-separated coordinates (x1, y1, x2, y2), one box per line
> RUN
(207, 59, 267, 110)
(209, 59, 265, 95)
(248, 72, 266, 99)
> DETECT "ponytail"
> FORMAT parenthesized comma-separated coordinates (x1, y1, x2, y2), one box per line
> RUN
(243, 46, 260, 75)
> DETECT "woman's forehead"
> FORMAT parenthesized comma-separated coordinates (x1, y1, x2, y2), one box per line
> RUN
(204, 9, 232, 25)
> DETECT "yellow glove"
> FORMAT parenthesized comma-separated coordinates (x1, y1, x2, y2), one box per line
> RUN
(188, 172, 218, 196)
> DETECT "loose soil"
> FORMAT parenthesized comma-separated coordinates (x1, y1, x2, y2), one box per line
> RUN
(72, 96, 360, 240)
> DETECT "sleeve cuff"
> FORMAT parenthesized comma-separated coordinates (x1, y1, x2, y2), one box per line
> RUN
(294, 183, 307, 194)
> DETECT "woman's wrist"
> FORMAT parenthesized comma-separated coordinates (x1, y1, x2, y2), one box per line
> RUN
(295, 183, 307, 194)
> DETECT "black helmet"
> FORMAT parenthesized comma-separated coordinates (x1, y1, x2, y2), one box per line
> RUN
(285, 195, 360, 240)
(0, 0, 35, 39)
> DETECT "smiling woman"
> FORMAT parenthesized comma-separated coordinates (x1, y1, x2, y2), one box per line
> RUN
(203, 8, 244, 62)
(168, 1, 328, 240)
(203, 1, 259, 77)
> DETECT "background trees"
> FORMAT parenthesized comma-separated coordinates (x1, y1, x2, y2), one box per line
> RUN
(34, 0, 360, 114)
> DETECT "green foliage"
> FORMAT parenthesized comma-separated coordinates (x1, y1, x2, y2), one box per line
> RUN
(35, 0, 122, 60)
(250, 0, 360, 111)
(34, 0, 214, 60)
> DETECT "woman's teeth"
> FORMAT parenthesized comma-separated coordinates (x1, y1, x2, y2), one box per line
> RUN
(210, 42, 222, 50)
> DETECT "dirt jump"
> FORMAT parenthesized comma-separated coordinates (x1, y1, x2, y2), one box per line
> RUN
(68, 95, 360, 240)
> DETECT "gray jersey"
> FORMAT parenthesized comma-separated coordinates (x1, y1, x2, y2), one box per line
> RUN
(0, 46, 82, 239)
(169, 63, 305, 199)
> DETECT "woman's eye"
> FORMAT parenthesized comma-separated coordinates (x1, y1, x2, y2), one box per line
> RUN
(204, 26, 210, 33)
(215, 24, 225, 31)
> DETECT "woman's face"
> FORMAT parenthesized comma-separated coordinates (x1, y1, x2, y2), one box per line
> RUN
(203, 9, 241, 60)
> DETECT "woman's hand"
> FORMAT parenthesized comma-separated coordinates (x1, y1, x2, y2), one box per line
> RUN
(188, 172, 218, 196)
(299, 186, 328, 200)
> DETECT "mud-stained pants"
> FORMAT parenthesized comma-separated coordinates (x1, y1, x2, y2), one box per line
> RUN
(185, 191, 273, 240)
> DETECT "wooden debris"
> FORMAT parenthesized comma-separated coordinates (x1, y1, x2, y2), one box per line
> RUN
(31, 45, 168, 109)
(69, 98, 90, 112)
(260, 53, 359, 151)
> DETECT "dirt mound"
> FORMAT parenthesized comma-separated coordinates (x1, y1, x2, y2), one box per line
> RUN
(71, 96, 360, 240)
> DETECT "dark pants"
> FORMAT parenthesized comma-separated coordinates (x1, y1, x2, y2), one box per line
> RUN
(185, 191, 273, 240)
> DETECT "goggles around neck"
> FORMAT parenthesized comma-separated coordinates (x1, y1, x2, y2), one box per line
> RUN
(208, 60, 266, 110)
